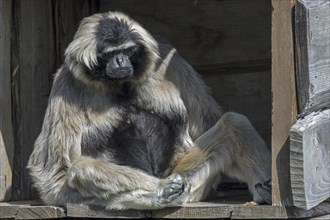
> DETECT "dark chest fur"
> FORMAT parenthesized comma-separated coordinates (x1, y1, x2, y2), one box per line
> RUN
(81, 93, 186, 178)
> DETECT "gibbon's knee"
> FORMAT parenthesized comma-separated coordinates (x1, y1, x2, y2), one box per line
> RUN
(180, 112, 271, 203)
(218, 112, 251, 130)
(218, 111, 270, 163)
(174, 112, 254, 173)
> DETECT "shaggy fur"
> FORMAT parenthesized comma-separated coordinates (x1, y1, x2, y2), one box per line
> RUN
(28, 11, 271, 210)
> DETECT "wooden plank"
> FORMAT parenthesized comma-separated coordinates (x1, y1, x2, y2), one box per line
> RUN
(67, 203, 148, 219)
(271, 0, 297, 206)
(230, 203, 330, 219)
(9, 0, 99, 201)
(53, 0, 99, 67)
(290, 109, 330, 210)
(310, 214, 330, 220)
(0, 203, 65, 219)
(0, 0, 14, 202)
(152, 203, 233, 219)
(100, 0, 271, 66)
(1, 201, 330, 219)
(295, 0, 330, 116)
(11, 0, 54, 200)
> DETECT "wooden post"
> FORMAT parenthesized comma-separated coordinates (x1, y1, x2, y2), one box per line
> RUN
(0, 0, 14, 202)
(290, 110, 330, 210)
(271, 0, 297, 206)
(10, 0, 99, 200)
(11, 0, 54, 200)
(295, 0, 330, 116)
(290, 0, 330, 210)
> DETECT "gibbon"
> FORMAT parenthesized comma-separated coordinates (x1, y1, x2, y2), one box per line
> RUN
(28, 11, 271, 210)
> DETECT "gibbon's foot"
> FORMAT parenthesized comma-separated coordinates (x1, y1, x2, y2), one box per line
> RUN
(157, 174, 190, 204)
(255, 179, 272, 205)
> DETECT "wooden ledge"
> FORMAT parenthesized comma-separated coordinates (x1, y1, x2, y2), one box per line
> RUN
(1, 199, 329, 219)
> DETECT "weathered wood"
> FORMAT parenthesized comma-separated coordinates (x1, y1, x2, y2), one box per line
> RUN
(100, 0, 271, 66)
(0, 203, 66, 219)
(67, 203, 148, 218)
(151, 203, 233, 219)
(295, 0, 330, 116)
(271, 0, 297, 206)
(53, 0, 100, 67)
(310, 214, 330, 220)
(290, 109, 330, 210)
(11, 0, 54, 200)
(0, 0, 14, 202)
(10, 0, 99, 201)
(231, 202, 330, 219)
(1, 201, 329, 219)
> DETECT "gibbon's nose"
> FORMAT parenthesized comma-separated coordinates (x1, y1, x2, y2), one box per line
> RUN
(115, 54, 128, 67)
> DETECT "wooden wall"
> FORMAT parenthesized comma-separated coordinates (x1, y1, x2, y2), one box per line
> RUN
(100, 0, 272, 146)
(0, 0, 99, 201)
(0, 0, 14, 202)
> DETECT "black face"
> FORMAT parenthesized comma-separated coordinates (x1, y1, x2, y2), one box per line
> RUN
(89, 17, 150, 82)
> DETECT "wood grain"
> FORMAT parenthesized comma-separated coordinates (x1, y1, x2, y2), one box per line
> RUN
(10, 0, 99, 201)
(0, 0, 14, 202)
(0, 203, 65, 219)
(2, 200, 329, 219)
(295, 0, 330, 116)
(11, 0, 54, 200)
(53, 0, 99, 68)
(100, 0, 271, 66)
(290, 109, 330, 210)
(271, 0, 297, 206)
(67, 203, 148, 218)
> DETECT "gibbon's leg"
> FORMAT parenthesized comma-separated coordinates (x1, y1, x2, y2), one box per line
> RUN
(173, 112, 271, 204)
(67, 156, 186, 210)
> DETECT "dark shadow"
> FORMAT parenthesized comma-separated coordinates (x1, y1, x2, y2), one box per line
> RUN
(276, 137, 293, 206)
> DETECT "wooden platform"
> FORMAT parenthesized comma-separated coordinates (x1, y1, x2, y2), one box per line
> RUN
(1, 198, 329, 219)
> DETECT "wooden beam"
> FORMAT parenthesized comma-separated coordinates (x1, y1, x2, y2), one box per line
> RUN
(271, 0, 297, 206)
(295, 0, 330, 116)
(53, 0, 100, 68)
(290, 109, 330, 210)
(1, 200, 330, 219)
(0, 203, 65, 219)
(66, 203, 148, 219)
(0, 0, 14, 202)
(11, 0, 54, 200)
(9, 0, 99, 201)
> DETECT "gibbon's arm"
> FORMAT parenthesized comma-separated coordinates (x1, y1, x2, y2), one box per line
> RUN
(28, 70, 186, 209)
(155, 37, 223, 140)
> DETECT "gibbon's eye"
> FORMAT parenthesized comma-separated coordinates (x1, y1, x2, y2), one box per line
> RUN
(123, 46, 138, 57)
(98, 52, 113, 61)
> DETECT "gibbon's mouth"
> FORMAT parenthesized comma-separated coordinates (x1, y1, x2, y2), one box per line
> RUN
(107, 68, 134, 80)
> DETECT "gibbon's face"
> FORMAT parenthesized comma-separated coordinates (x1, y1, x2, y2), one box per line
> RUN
(90, 17, 151, 82)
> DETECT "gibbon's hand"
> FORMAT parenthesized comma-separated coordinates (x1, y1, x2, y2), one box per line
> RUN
(157, 174, 191, 205)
